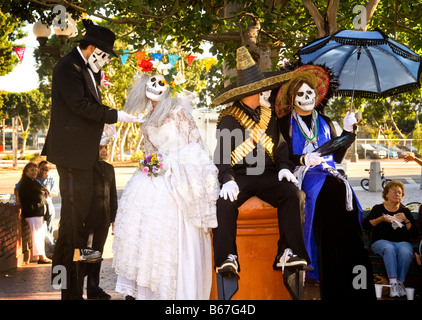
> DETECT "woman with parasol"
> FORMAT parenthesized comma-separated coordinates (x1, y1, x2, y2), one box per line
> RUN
(274, 64, 375, 300)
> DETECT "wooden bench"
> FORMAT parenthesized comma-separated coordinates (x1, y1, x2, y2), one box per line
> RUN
(361, 210, 422, 291)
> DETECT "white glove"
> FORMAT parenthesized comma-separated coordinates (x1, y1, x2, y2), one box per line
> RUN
(278, 169, 298, 184)
(137, 114, 145, 123)
(343, 111, 358, 132)
(304, 152, 323, 167)
(219, 180, 239, 202)
(117, 110, 141, 123)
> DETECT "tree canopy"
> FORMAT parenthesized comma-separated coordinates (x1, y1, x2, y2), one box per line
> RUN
(2, 0, 422, 143)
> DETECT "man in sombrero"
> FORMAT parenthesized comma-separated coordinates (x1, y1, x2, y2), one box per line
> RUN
(275, 64, 375, 300)
(212, 47, 310, 284)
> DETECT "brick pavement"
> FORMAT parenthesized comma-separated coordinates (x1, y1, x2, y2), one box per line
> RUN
(0, 230, 124, 300)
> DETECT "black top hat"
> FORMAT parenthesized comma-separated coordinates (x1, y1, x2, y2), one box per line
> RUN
(212, 46, 294, 106)
(80, 19, 117, 57)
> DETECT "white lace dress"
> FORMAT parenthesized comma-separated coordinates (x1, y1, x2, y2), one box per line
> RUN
(112, 105, 219, 300)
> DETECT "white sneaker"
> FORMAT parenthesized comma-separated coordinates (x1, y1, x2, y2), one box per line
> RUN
(397, 283, 407, 297)
(217, 254, 239, 277)
(389, 283, 400, 298)
(276, 248, 307, 271)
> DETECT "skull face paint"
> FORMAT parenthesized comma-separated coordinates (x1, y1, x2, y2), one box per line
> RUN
(88, 48, 110, 73)
(294, 83, 316, 112)
(259, 90, 271, 108)
(146, 75, 169, 101)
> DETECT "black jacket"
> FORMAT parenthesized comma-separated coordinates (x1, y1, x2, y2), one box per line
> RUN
(214, 101, 294, 184)
(18, 175, 46, 218)
(42, 47, 118, 170)
(85, 160, 118, 229)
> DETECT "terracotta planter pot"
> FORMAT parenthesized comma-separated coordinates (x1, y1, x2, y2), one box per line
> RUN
(210, 196, 292, 300)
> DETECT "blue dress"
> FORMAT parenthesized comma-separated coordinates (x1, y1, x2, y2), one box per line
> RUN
(280, 112, 375, 300)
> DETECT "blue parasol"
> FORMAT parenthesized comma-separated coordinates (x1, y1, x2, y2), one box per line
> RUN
(298, 29, 422, 109)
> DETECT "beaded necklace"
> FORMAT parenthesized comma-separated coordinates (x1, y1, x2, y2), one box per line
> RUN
(296, 110, 319, 143)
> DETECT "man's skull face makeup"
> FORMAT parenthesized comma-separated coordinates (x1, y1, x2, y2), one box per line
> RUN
(294, 83, 316, 112)
(88, 48, 110, 73)
(259, 90, 271, 108)
(146, 75, 169, 101)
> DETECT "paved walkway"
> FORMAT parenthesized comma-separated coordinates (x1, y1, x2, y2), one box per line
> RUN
(0, 228, 124, 300)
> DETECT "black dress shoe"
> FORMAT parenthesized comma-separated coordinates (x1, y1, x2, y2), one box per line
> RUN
(87, 288, 111, 300)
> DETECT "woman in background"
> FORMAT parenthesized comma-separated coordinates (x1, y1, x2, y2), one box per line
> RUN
(18, 162, 51, 264)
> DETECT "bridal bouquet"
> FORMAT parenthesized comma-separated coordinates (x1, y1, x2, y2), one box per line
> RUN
(139, 153, 164, 177)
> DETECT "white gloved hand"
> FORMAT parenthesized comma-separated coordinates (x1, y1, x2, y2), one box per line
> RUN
(219, 180, 239, 202)
(137, 114, 145, 123)
(343, 111, 358, 132)
(118, 110, 141, 123)
(278, 169, 298, 184)
(304, 152, 323, 167)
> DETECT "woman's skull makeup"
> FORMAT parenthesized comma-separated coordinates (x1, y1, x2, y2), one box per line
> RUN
(88, 48, 110, 73)
(294, 83, 316, 112)
(146, 75, 169, 101)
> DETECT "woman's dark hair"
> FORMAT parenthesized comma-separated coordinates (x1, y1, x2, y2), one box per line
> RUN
(21, 162, 38, 179)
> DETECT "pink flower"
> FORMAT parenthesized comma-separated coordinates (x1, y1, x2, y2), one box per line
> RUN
(159, 162, 163, 167)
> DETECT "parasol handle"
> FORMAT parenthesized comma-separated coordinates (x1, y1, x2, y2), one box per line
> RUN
(350, 46, 362, 113)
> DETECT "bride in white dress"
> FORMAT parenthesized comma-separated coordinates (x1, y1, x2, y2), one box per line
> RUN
(112, 74, 219, 300)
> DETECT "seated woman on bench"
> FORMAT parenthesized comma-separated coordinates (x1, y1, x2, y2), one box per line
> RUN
(363, 180, 419, 298)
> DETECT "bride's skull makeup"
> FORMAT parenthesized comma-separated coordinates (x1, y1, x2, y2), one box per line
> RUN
(88, 48, 110, 73)
(146, 75, 169, 102)
(294, 83, 316, 112)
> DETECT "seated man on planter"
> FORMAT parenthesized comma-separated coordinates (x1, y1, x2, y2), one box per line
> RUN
(212, 47, 310, 285)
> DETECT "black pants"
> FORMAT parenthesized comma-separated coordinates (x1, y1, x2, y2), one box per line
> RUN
(212, 170, 309, 270)
(84, 225, 109, 295)
(52, 166, 93, 300)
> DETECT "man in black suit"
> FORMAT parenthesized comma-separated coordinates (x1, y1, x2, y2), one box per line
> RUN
(84, 137, 117, 300)
(42, 20, 139, 299)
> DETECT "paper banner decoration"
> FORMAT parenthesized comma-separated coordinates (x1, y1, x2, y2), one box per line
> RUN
(151, 52, 163, 62)
(13, 47, 26, 63)
(120, 49, 130, 66)
(204, 57, 216, 72)
(135, 51, 146, 65)
(168, 54, 179, 68)
(186, 55, 197, 67)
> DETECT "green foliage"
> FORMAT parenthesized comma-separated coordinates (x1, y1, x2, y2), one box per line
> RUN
(0, 10, 26, 76)
(2, 0, 422, 135)
(413, 123, 422, 154)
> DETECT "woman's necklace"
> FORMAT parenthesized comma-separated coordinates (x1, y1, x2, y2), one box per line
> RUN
(296, 110, 319, 143)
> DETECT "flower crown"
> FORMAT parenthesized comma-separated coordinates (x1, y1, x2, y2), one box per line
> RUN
(139, 58, 186, 94)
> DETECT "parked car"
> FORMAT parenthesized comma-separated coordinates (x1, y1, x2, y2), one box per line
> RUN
(370, 144, 398, 159)
(397, 145, 421, 157)
(389, 146, 410, 158)
(357, 143, 387, 159)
